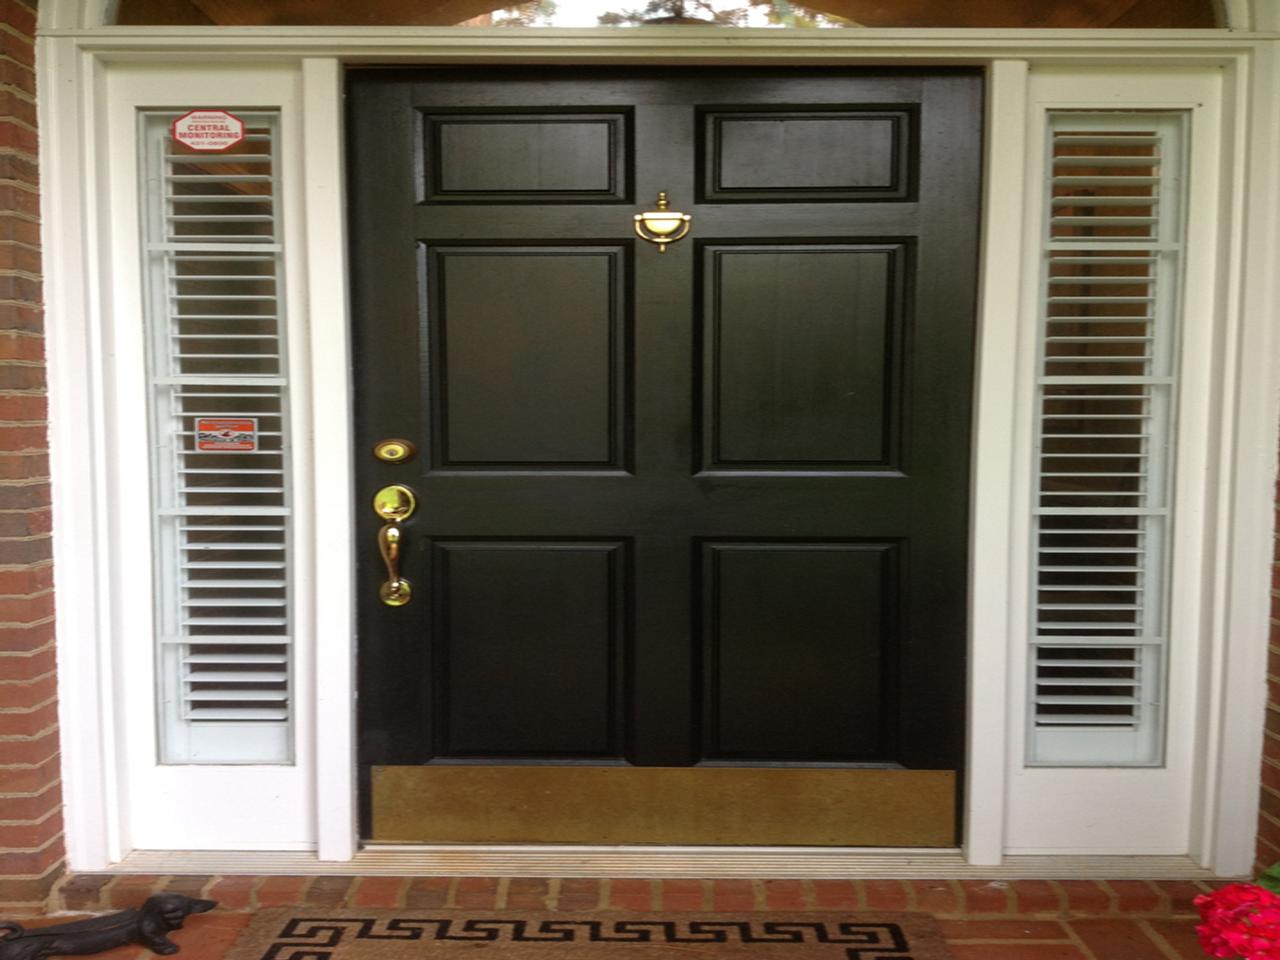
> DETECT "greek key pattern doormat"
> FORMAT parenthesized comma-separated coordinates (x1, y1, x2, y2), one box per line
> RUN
(227, 910, 952, 960)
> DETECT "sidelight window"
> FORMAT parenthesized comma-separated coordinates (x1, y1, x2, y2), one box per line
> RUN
(140, 110, 293, 764)
(1028, 113, 1186, 767)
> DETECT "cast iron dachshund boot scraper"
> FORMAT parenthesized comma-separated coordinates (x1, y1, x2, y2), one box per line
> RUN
(0, 893, 217, 960)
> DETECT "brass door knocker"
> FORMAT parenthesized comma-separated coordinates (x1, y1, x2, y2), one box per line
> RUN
(633, 192, 692, 252)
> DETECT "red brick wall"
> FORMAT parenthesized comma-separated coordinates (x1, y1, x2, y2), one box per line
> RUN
(1258, 474, 1280, 875)
(0, 0, 63, 914)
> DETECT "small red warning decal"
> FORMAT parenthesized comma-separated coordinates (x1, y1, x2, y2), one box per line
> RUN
(196, 418, 258, 452)
(171, 110, 247, 153)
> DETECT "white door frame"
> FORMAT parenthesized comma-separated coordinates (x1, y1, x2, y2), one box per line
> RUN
(36, 1, 1280, 876)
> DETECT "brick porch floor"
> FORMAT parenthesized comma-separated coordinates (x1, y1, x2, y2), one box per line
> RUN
(7, 876, 1221, 960)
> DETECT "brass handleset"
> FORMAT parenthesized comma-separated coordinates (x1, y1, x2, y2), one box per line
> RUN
(373, 483, 416, 607)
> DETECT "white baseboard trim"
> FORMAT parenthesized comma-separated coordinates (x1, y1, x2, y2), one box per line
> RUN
(105, 848, 1229, 880)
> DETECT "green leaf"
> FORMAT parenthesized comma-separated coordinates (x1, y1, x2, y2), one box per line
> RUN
(1256, 862, 1280, 894)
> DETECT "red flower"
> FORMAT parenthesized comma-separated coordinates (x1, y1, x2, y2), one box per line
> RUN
(1196, 883, 1280, 959)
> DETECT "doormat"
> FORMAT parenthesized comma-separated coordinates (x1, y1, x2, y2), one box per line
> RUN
(225, 909, 951, 960)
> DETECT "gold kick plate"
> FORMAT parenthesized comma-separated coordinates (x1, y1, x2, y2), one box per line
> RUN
(373, 484, 416, 607)
(371, 766, 957, 846)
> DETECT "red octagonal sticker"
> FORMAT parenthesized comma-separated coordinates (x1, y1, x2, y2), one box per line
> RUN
(171, 109, 246, 152)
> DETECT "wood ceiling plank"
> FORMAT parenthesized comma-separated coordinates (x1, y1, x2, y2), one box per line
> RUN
(116, 0, 215, 25)
(1108, 0, 1217, 27)
(170, 0, 504, 25)
(800, 0, 1120, 26)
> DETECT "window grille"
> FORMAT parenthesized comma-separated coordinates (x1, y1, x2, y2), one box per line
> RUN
(141, 111, 292, 764)
(1029, 113, 1185, 766)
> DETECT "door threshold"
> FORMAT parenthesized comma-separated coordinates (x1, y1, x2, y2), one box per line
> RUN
(107, 848, 1224, 880)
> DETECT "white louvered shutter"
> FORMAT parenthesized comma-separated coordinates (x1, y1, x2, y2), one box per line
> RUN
(142, 112, 293, 763)
(1029, 114, 1185, 766)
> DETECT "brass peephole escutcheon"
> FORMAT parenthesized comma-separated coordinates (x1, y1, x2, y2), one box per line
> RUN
(633, 191, 692, 253)
(373, 484, 416, 607)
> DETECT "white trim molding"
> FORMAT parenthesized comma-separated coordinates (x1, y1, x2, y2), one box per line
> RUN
(300, 56, 359, 864)
(964, 57, 1028, 867)
(36, 8, 1280, 877)
(1198, 37, 1280, 876)
(40, 36, 122, 871)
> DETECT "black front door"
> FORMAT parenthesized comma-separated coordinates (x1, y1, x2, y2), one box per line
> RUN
(349, 68, 982, 845)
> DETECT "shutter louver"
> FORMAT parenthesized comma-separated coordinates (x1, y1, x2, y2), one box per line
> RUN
(1030, 115, 1185, 766)
(143, 113, 292, 763)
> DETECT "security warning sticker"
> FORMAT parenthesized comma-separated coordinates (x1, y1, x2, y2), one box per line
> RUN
(171, 110, 247, 152)
(196, 418, 258, 452)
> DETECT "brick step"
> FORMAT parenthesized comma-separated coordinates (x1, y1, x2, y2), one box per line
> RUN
(47, 875, 1215, 919)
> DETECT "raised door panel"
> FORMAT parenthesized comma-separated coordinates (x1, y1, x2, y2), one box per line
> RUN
(701, 107, 916, 202)
(424, 111, 632, 203)
(700, 243, 904, 471)
(431, 540, 630, 759)
(701, 542, 898, 762)
(426, 245, 630, 470)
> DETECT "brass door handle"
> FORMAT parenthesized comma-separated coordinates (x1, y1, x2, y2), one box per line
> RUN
(373, 484, 416, 607)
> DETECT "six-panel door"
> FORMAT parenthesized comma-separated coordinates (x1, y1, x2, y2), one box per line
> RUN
(348, 69, 982, 843)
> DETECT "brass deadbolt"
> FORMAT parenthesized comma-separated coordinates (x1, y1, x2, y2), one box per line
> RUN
(373, 438, 417, 463)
